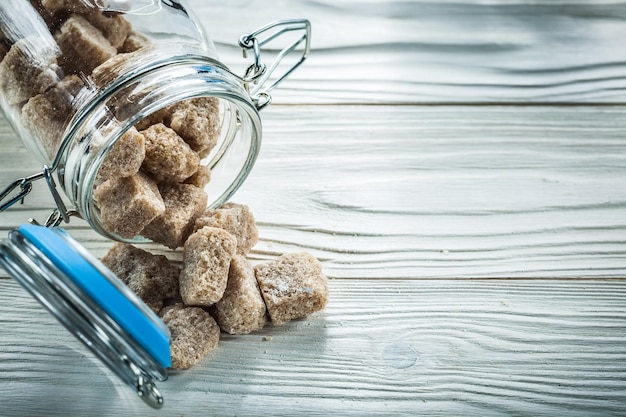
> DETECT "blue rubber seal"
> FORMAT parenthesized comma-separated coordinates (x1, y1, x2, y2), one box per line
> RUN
(18, 224, 171, 369)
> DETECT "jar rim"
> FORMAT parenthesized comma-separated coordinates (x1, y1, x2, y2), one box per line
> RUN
(0, 224, 169, 408)
(58, 53, 262, 243)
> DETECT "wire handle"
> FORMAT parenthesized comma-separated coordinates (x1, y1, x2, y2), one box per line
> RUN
(0, 176, 35, 212)
(0, 166, 75, 226)
(238, 19, 311, 110)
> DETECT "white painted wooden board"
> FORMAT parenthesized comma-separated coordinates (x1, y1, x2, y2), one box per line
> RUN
(2, 279, 626, 416)
(238, 105, 626, 279)
(3, 106, 625, 279)
(1, 105, 626, 415)
(1, 0, 626, 415)
(191, 0, 626, 104)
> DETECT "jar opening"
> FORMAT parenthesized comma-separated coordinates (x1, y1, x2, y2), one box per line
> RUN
(60, 58, 262, 244)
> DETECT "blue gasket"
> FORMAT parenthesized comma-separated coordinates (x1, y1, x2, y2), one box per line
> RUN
(18, 224, 171, 369)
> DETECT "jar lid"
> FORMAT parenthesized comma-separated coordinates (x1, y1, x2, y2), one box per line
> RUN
(0, 224, 170, 408)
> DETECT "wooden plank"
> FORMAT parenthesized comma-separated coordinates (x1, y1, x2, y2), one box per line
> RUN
(2, 105, 626, 278)
(234, 105, 626, 278)
(1, 2, 625, 416)
(1, 278, 625, 416)
(191, 0, 626, 104)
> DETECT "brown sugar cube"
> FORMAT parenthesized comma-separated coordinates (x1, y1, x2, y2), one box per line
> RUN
(30, 0, 69, 32)
(93, 172, 165, 239)
(0, 36, 10, 62)
(133, 106, 170, 131)
(55, 14, 116, 75)
(254, 253, 329, 326)
(0, 37, 60, 105)
(90, 52, 133, 86)
(96, 127, 145, 183)
(83, 12, 132, 49)
(160, 304, 220, 370)
(179, 226, 237, 306)
(41, 0, 91, 13)
(101, 243, 180, 313)
(21, 75, 84, 159)
(168, 97, 221, 156)
(194, 202, 258, 255)
(141, 183, 208, 249)
(22, 94, 62, 160)
(0, 43, 7, 62)
(39, 0, 131, 46)
(132, 98, 221, 155)
(184, 164, 211, 188)
(141, 123, 200, 183)
(119, 31, 151, 53)
(41, 74, 84, 109)
(213, 255, 267, 335)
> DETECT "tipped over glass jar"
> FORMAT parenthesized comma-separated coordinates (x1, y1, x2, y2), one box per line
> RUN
(0, 0, 310, 243)
(0, 0, 310, 408)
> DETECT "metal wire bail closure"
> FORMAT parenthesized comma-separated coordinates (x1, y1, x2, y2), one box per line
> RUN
(238, 19, 311, 110)
(0, 164, 76, 226)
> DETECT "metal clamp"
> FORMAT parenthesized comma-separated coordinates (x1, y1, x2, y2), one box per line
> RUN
(238, 19, 311, 110)
(0, 173, 40, 212)
(0, 165, 76, 226)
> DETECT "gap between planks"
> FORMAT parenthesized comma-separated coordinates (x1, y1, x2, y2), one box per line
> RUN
(270, 102, 626, 107)
(2, 275, 626, 282)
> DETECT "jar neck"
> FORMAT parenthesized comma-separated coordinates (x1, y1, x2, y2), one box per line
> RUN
(59, 50, 262, 241)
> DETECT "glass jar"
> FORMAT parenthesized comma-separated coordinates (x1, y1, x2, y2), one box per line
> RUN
(0, 0, 310, 241)
(0, 0, 310, 408)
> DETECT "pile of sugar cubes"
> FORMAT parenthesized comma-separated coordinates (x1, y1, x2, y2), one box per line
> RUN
(102, 203, 329, 370)
(0, 0, 329, 370)
(93, 101, 217, 245)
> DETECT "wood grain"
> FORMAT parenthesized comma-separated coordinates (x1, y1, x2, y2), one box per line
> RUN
(1, 279, 626, 416)
(2, 1, 626, 415)
(219, 105, 626, 279)
(191, 0, 626, 104)
(2, 105, 626, 279)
